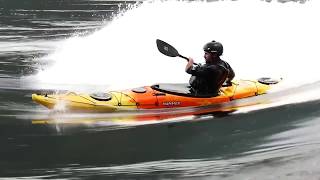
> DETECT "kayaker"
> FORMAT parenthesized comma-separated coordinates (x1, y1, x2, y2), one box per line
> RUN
(185, 40, 235, 96)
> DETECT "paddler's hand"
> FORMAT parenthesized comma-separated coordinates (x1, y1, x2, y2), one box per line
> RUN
(185, 57, 194, 72)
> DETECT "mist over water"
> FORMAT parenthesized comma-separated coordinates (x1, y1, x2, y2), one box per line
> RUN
(32, 0, 320, 92)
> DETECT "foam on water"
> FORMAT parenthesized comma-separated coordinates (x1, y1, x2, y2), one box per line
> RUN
(31, 0, 320, 93)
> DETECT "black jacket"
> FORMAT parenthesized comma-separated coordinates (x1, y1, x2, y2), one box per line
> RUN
(217, 60, 235, 85)
(186, 59, 234, 95)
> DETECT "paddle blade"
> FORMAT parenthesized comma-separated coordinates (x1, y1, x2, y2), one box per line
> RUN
(156, 39, 179, 57)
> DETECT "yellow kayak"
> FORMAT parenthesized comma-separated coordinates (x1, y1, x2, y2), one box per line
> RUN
(32, 78, 279, 113)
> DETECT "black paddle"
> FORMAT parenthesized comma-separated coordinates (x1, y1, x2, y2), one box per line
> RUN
(156, 39, 197, 65)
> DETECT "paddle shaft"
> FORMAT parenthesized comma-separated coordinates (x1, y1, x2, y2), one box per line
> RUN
(178, 54, 188, 60)
(178, 55, 198, 65)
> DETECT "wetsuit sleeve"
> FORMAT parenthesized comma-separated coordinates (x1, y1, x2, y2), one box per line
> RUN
(186, 64, 219, 77)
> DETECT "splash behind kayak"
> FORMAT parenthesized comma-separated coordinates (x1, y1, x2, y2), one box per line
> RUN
(32, 78, 279, 113)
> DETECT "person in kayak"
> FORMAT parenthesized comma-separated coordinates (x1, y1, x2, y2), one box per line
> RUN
(185, 40, 235, 96)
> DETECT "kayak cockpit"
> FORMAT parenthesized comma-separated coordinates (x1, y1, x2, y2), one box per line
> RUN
(151, 83, 218, 98)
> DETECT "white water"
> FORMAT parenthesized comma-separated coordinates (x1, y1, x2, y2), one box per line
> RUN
(32, 0, 320, 92)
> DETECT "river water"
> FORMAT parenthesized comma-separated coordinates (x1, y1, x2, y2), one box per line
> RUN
(1, 0, 320, 179)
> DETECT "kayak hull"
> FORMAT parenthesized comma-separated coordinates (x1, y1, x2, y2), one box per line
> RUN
(32, 79, 276, 112)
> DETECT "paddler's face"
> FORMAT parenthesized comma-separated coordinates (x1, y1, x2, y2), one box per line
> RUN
(204, 51, 215, 63)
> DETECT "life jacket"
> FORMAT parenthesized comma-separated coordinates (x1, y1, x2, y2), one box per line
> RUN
(217, 60, 233, 86)
(189, 61, 228, 96)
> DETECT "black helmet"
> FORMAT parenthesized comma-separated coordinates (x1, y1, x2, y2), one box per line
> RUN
(203, 40, 223, 56)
